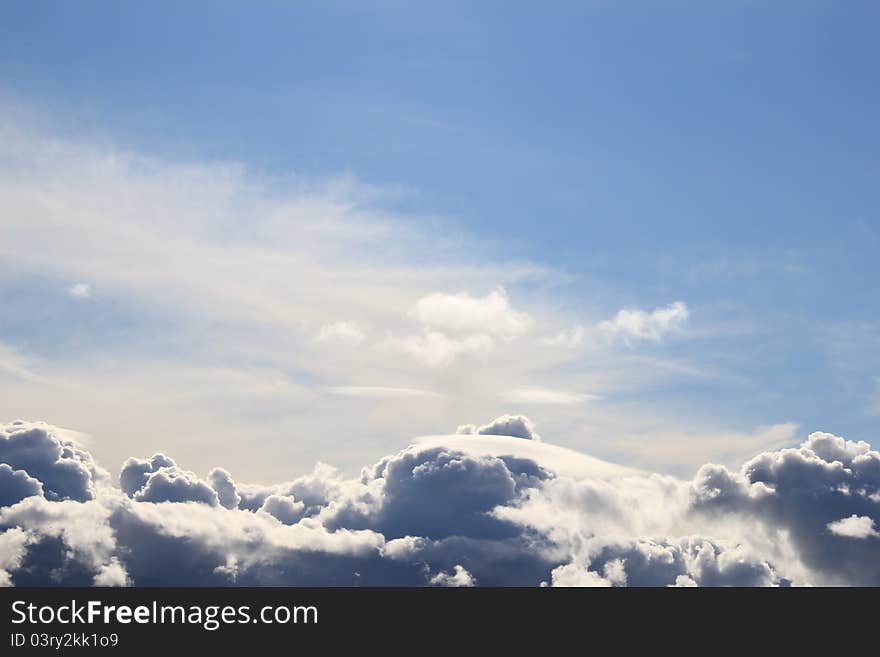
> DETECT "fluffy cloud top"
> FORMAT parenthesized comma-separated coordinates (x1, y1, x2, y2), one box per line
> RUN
(456, 415, 541, 442)
(0, 421, 104, 502)
(1, 417, 878, 586)
(315, 321, 367, 345)
(121, 453, 219, 505)
(380, 288, 535, 368)
(385, 331, 495, 368)
(0, 464, 42, 508)
(827, 515, 879, 539)
(429, 565, 476, 587)
(410, 288, 532, 339)
(259, 495, 306, 525)
(68, 282, 91, 299)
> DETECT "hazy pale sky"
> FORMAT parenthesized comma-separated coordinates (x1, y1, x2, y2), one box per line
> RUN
(1, 1, 878, 482)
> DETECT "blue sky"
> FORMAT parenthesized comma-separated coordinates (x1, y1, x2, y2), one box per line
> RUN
(0, 2, 878, 480)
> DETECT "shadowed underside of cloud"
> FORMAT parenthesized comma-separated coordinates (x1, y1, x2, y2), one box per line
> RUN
(0, 418, 878, 586)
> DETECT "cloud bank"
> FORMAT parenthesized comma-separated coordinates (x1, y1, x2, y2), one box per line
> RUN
(1, 417, 878, 586)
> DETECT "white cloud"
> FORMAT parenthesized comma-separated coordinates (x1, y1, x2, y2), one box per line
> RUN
(259, 494, 306, 525)
(599, 301, 689, 345)
(325, 386, 442, 399)
(68, 282, 91, 298)
(549, 562, 624, 587)
(379, 288, 535, 368)
(1, 418, 879, 586)
(0, 527, 31, 587)
(827, 515, 879, 539)
(455, 414, 541, 441)
(381, 331, 495, 368)
(0, 108, 741, 485)
(410, 288, 532, 339)
(503, 387, 598, 405)
(550, 563, 612, 587)
(0, 420, 106, 502)
(0, 117, 573, 475)
(315, 321, 366, 345)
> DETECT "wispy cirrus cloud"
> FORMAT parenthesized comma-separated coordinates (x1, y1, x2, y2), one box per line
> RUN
(599, 301, 689, 345)
(68, 282, 91, 299)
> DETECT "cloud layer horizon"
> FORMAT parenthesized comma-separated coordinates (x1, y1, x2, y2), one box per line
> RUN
(1, 415, 878, 587)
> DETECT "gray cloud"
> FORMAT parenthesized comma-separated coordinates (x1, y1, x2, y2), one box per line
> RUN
(119, 454, 175, 497)
(456, 414, 541, 442)
(0, 464, 42, 508)
(0, 421, 103, 502)
(429, 565, 476, 587)
(1, 417, 878, 586)
(121, 453, 219, 506)
(133, 468, 219, 506)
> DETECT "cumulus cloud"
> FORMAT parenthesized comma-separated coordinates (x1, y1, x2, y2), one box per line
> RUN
(208, 468, 241, 510)
(1, 418, 878, 586)
(119, 454, 176, 497)
(540, 325, 586, 349)
(827, 515, 879, 539)
(382, 331, 495, 368)
(380, 288, 534, 368)
(549, 563, 614, 587)
(0, 527, 30, 586)
(689, 431, 880, 584)
(429, 565, 476, 587)
(549, 558, 628, 587)
(599, 301, 689, 344)
(456, 415, 541, 441)
(325, 386, 442, 400)
(315, 321, 366, 345)
(120, 452, 218, 505)
(0, 464, 43, 508)
(135, 468, 219, 506)
(410, 288, 532, 339)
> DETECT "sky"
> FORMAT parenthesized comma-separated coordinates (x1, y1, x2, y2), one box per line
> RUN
(1, 1, 879, 484)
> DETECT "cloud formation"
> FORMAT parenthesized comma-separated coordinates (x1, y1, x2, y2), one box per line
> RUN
(827, 515, 879, 539)
(411, 288, 532, 340)
(1, 417, 878, 586)
(0, 464, 42, 508)
(315, 322, 367, 345)
(0, 421, 105, 502)
(456, 415, 542, 442)
(68, 283, 91, 299)
(599, 301, 689, 344)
